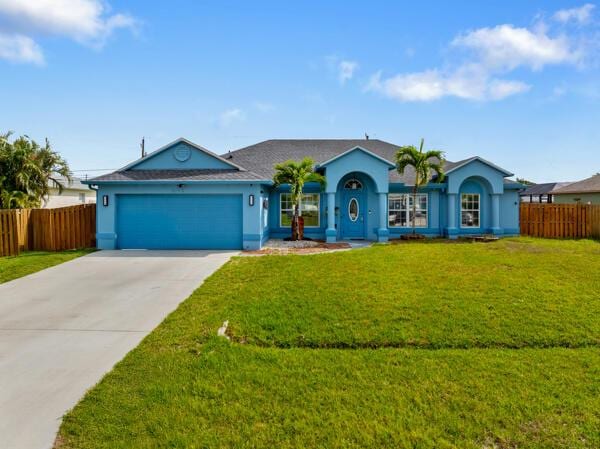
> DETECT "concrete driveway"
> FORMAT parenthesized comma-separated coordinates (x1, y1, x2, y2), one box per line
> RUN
(0, 250, 236, 449)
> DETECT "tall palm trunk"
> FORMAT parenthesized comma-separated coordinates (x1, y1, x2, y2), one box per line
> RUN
(412, 185, 418, 235)
(411, 171, 420, 235)
(292, 203, 300, 240)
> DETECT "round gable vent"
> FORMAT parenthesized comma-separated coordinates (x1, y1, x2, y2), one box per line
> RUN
(174, 147, 192, 162)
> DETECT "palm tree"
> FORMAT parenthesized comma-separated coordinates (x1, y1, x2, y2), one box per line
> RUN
(273, 157, 326, 240)
(0, 132, 71, 209)
(396, 139, 445, 235)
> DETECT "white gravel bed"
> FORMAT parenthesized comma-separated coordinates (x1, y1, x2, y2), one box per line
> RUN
(262, 239, 321, 249)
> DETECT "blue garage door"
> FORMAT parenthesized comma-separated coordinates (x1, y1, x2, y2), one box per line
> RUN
(117, 194, 242, 249)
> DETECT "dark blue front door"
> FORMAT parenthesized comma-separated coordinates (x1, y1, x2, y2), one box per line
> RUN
(341, 191, 366, 239)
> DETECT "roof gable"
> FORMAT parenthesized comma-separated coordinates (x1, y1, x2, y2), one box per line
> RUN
(224, 139, 402, 180)
(123, 138, 245, 171)
(521, 182, 572, 196)
(444, 156, 513, 177)
(317, 146, 396, 169)
(550, 174, 600, 194)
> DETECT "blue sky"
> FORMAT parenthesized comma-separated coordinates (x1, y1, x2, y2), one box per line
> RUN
(1, 1, 599, 182)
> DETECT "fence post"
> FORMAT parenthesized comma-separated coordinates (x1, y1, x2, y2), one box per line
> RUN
(0, 210, 20, 257)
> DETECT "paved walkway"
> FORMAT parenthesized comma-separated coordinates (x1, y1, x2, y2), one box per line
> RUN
(0, 250, 236, 449)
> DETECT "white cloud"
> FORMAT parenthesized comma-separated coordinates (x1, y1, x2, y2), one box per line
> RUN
(366, 66, 530, 102)
(0, 0, 137, 44)
(338, 60, 358, 84)
(254, 102, 275, 112)
(487, 79, 531, 100)
(452, 24, 581, 71)
(0, 0, 137, 64)
(217, 108, 245, 127)
(553, 3, 596, 24)
(366, 7, 590, 103)
(0, 32, 44, 64)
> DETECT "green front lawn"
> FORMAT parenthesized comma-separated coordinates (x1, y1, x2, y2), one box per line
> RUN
(0, 249, 94, 284)
(58, 238, 600, 448)
(157, 237, 600, 350)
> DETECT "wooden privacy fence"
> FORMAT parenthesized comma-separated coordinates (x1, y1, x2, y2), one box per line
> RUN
(520, 203, 600, 239)
(0, 204, 96, 257)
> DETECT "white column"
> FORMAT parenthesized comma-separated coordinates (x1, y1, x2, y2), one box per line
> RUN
(326, 192, 336, 243)
(491, 193, 502, 234)
(377, 192, 389, 242)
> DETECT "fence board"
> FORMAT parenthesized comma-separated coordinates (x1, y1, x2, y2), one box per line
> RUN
(520, 203, 600, 239)
(0, 204, 96, 256)
(0, 211, 18, 256)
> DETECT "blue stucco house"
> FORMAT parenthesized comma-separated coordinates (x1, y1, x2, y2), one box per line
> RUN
(87, 138, 522, 250)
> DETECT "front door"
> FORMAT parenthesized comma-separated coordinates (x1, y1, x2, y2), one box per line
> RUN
(341, 190, 366, 239)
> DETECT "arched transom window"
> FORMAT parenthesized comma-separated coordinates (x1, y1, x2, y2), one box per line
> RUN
(343, 179, 363, 190)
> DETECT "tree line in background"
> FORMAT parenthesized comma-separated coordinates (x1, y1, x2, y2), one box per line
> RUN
(0, 132, 70, 209)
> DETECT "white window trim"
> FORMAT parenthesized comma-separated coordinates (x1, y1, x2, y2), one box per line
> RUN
(279, 193, 320, 228)
(460, 193, 480, 228)
(348, 197, 359, 222)
(388, 193, 428, 228)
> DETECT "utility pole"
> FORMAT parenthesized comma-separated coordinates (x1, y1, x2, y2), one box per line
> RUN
(140, 137, 146, 158)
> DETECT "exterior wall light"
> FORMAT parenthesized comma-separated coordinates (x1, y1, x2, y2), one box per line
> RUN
(249, 194, 255, 206)
(102, 195, 109, 207)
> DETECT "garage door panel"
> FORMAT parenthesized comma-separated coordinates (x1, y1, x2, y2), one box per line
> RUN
(117, 194, 242, 249)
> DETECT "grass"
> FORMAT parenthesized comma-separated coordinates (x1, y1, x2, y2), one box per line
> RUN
(0, 249, 94, 284)
(155, 237, 600, 350)
(58, 238, 600, 449)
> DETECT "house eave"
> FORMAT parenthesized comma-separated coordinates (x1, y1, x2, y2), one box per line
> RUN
(316, 146, 396, 169)
(119, 137, 248, 172)
(83, 179, 273, 186)
(445, 156, 513, 177)
(505, 182, 525, 190)
(550, 189, 600, 195)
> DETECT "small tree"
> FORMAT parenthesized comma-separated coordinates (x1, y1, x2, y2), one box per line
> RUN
(396, 139, 445, 235)
(273, 158, 326, 240)
(516, 177, 535, 186)
(0, 132, 71, 209)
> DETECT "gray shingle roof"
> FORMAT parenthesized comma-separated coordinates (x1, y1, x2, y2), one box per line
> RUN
(443, 157, 477, 172)
(49, 176, 93, 191)
(89, 169, 266, 182)
(223, 139, 445, 184)
(550, 174, 600, 194)
(521, 182, 572, 196)
(89, 138, 511, 185)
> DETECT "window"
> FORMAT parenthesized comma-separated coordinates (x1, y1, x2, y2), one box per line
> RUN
(344, 179, 363, 190)
(461, 193, 480, 228)
(280, 193, 320, 227)
(79, 193, 86, 203)
(348, 198, 359, 221)
(388, 194, 428, 227)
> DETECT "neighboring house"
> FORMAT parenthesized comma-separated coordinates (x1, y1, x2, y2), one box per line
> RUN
(519, 182, 572, 203)
(44, 176, 96, 208)
(85, 138, 522, 250)
(550, 174, 600, 205)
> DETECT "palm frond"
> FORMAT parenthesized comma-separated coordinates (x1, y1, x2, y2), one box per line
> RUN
(396, 140, 446, 187)
(0, 131, 71, 209)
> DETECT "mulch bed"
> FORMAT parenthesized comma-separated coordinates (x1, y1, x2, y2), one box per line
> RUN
(243, 242, 351, 255)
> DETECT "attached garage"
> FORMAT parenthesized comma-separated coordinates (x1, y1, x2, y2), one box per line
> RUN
(116, 194, 243, 249)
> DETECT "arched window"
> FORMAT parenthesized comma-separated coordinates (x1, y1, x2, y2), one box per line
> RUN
(343, 179, 363, 190)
